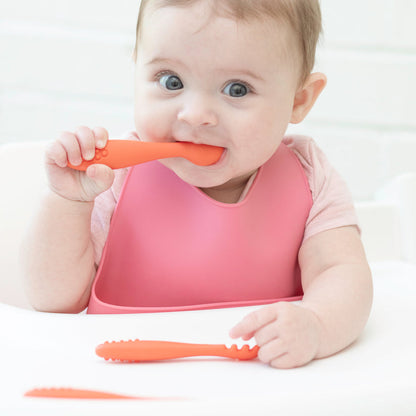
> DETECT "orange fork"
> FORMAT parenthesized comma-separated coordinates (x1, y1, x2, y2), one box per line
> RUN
(95, 339, 259, 362)
(68, 140, 224, 170)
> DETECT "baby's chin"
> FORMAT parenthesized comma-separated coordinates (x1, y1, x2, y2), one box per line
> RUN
(160, 159, 232, 189)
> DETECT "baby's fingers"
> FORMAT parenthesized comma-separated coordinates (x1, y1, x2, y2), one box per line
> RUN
(57, 126, 109, 168)
(45, 140, 68, 168)
(84, 164, 115, 195)
(75, 126, 96, 161)
(257, 338, 287, 365)
(229, 305, 278, 339)
(92, 126, 109, 149)
(58, 131, 83, 166)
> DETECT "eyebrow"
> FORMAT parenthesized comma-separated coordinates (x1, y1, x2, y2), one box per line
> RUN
(221, 69, 265, 82)
(145, 57, 183, 67)
(145, 57, 265, 82)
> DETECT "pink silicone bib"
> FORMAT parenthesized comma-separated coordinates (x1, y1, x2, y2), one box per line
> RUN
(88, 143, 312, 313)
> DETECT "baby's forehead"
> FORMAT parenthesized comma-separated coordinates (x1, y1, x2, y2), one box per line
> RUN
(141, 2, 298, 49)
(141, 1, 297, 34)
(141, 4, 300, 62)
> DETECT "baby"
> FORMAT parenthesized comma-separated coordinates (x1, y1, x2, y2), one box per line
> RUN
(21, 0, 373, 369)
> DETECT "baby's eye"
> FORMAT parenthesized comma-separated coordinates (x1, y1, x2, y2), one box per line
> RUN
(158, 74, 183, 90)
(223, 81, 250, 97)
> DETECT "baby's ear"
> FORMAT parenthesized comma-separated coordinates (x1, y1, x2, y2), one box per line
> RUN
(290, 73, 327, 124)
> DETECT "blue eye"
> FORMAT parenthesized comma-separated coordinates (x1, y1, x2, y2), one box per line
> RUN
(159, 74, 183, 90)
(223, 82, 249, 97)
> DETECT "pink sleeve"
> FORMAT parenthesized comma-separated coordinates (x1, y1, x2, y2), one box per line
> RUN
(90, 168, 129, 265)
(283, 135, 360, 243)
(90, 131, 138, 265)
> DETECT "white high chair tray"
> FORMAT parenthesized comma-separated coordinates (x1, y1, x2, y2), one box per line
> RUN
(1, 261, 415, 416)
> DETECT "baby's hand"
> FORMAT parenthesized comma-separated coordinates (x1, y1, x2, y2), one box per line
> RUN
(229, 302, 322, 369)
(45, 126, 115, 202)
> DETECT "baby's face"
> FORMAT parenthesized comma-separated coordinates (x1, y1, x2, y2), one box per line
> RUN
(134, 2, 301, 191)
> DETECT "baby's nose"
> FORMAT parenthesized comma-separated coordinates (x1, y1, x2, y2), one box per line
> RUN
(177, 94, 218, 127)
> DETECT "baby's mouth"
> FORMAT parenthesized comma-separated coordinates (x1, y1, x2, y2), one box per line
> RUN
(169, 138, 226, 166)
(159, 140, 223, 166)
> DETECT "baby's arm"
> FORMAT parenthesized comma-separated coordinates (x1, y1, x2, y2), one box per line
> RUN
(230, 225, 373, 368)
(20, 127, 115, 313)
(297, 225, 373, 358)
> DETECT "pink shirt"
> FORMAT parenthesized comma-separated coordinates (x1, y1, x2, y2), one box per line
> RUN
(91, 134, 359, 266)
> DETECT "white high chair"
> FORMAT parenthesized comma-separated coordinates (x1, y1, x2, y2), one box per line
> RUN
(0, 141, 415, 415)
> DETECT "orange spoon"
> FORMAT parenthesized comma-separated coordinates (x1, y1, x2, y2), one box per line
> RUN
(68, 140, 224, 170)
(96, 339, 259, 362)
(24, 387, 174, 400)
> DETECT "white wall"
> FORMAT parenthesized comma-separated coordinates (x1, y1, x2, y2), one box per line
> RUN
(291, 0, 416, 201)
(1, 0, 415, 201)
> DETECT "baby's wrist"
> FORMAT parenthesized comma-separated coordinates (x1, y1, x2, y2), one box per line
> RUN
(45, 189, 95, 211)
(298, 302, 326, 357)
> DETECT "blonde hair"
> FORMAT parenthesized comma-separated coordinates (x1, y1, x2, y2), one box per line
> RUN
(133, 0, 322, 83)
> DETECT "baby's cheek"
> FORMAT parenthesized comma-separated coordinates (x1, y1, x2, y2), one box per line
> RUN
(134, 110, 167, 142)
